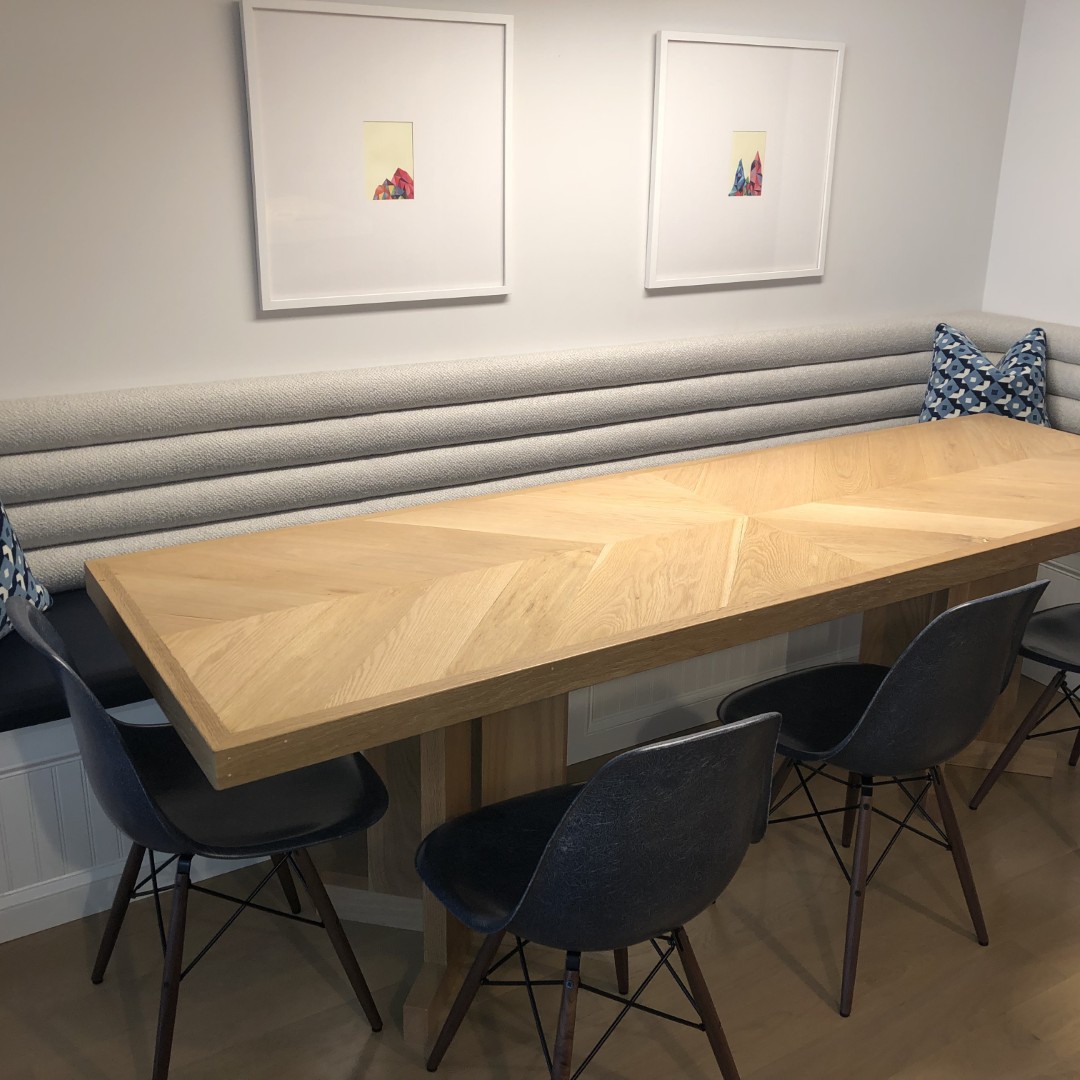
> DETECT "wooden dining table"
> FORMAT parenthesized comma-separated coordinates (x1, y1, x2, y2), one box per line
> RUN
(86, 413, 1080, 1047)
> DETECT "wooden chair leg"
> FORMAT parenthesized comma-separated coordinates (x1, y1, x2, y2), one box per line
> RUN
(427, 931, 505, 1071)
(1069, 725, 1080, 768)
(770, 757, 795, 808)
(840, 772, 860, 848)
(674, 926, 742, 1080)
(614, 947, 629, 996)
(91, 841, 146, 984)
(151, 854, 192, 1080)
(969, 669, 1065, 809)
(550, 952, 581, 1080)
(932, 766, 988, 945)
(290, 849, 383, 1032)
(274, 857, 302, 914)
(840, 777, 873, 1017)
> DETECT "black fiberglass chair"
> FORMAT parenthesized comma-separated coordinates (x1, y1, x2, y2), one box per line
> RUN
(716, 581, 1046, 1017)
(970, 603, 1080, 810)
(6, 596, 387, 1080)
(417, 712, 781, 1080)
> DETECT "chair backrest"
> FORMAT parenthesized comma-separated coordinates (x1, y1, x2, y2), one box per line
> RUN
(6, 596, 187, 852)
(505, 711, 781, 953)
(831, 580, 1048, 776)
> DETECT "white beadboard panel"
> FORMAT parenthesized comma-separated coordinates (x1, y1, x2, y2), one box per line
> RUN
(86, 771, 125, 868)
(568, 616, 863, 764)
(55, 758, 96, 872)
(0, 784, 12, 895)
(0, 771, 38, 892)
(26, 765, 67, 884)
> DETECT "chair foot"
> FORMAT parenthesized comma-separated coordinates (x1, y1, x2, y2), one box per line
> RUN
(969, 670, 1064, 810)
(427, 931, 505, 1071)
(152, 854, 192, 1080)
(674, 927, 742, 1080)
(614, 947, 629, 996)
(91, 841, 146, 985)
(551, 952, 581, 1080)
(290, 849, 383, 1032)
(933, 766, 988, 945)
(274, 856, 302, 914)
(840, 778, 873, 1017)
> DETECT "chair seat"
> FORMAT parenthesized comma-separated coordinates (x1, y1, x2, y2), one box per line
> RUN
(720, 663, 890, 764)
(415, 784, 581, 936)
(117, 722, 388, 858)
(1020, 604, 1080, 673)
(0, 589, 149, 732)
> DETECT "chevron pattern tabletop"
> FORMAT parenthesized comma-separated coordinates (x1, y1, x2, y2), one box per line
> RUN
(87, 414, 1080, 788)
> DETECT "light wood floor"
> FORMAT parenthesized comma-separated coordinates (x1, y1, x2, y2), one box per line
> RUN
(7, 731, 1080, 1079)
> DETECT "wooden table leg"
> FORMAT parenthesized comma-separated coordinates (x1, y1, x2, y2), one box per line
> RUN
(403, 718, 477, 1049)
(366, 738, 423, 900)
(402, 694, 569, 1050)
(481, 694, 569, 803)
(859, 589, 949, 668)
(860, 566, 1056, 778)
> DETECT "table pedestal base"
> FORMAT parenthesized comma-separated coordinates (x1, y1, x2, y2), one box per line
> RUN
(403, 694, 569, 1051)
(403, 958, 470, 1049)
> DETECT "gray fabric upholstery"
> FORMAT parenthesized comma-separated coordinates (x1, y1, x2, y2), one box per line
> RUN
(2, 353, 929, 503)
(0, 318, 940, 454)
(2, 310, 1073, 594)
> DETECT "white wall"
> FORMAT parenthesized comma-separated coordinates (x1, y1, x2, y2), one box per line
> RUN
(984, 0, 1080, 324)
(0, 0, 1024, 398)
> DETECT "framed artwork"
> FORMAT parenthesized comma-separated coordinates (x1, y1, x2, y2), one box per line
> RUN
(240, 1, 512, 309)
(645, 33, 844, 289)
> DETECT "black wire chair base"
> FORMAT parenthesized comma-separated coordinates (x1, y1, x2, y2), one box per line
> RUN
(771, 762, 951, 886)
(480, 937, 705, 1080)
(1023, 677, 1080, 740)
(136, 852, 324, 980)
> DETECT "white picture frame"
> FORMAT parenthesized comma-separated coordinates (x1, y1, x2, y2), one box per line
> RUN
(240, 1, 512, 310)
(645, 32, 844, 290)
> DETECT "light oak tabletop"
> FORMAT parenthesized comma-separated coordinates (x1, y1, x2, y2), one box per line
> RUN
(86, 414, 1080, 787)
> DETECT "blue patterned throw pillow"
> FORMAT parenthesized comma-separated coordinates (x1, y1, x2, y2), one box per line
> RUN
(0, 499, 52, 641)
(919, 323, 1049, 426)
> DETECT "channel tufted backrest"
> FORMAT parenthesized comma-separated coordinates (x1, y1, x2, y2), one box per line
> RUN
(4, 310, 1077, 592)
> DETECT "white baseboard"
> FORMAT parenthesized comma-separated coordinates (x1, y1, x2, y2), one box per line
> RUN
(0, 852, 262, 944)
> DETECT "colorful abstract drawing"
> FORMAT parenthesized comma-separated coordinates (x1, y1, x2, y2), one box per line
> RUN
(373, 168, 414, 200)
(728, 131, 765, 197)
(363, 121, 415, 201)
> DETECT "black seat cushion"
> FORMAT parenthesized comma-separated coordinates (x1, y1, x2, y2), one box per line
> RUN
(118, 722, 389, 858)
(0, 589, 149, 732)
(719, 663, 889, 762)
(415, 784, 582, 935)
(1020, 604, 1080, 673)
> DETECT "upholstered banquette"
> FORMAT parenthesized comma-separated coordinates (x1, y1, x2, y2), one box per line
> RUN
(4, 311, 1078, 733)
